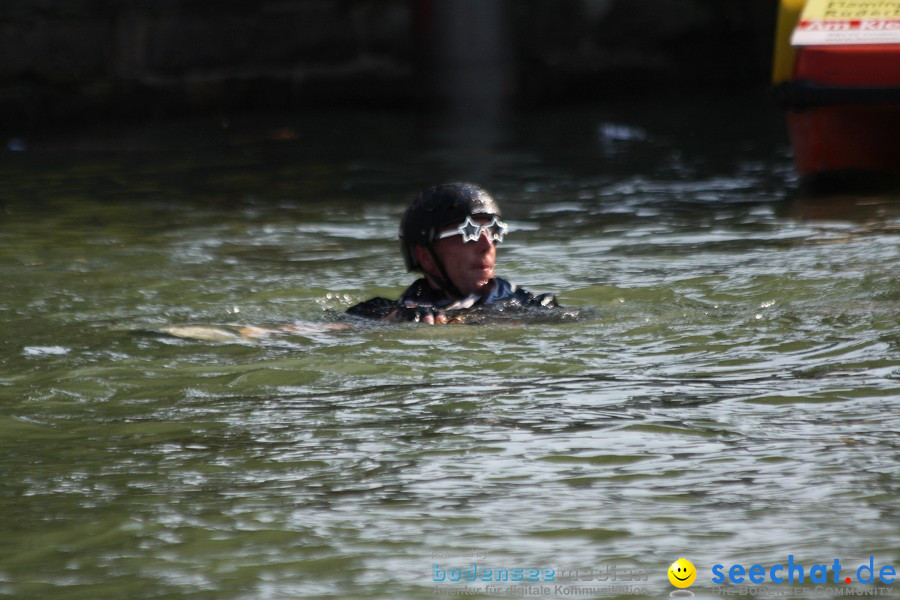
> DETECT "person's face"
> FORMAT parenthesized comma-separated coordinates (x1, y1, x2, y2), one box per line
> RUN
(422, 217, 498, 296)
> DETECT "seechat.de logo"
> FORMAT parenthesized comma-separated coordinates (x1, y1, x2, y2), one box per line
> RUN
(711, 556, 897, 585)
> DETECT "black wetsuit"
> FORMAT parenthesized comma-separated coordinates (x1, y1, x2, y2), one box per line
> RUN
(346, 277, 558, 321)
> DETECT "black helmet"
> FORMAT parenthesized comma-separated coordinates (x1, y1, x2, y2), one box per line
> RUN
(399, 183, 502, 271)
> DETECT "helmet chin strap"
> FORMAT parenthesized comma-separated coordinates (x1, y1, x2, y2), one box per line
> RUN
(426, 246, 464, 299)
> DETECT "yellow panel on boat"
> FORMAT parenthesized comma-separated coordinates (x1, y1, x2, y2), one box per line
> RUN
(772, 0, 808, 83)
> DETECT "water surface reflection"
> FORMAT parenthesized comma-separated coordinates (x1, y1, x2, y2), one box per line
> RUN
(2, 96, 899, 599)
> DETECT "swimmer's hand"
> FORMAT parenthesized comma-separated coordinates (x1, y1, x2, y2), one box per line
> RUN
(386, 305, 460, 325)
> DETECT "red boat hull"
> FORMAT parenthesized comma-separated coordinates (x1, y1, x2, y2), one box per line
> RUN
(785, 44, 900, 180)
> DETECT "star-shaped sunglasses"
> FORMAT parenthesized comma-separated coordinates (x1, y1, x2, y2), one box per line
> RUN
(436, 216, 508, 244)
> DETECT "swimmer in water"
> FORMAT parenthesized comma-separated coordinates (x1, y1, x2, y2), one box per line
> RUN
(347, 182, 558, 324)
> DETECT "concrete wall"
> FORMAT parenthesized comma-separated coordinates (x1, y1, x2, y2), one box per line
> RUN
(1, 0, 777, 129)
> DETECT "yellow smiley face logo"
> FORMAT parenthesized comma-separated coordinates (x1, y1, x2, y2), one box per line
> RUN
(668, 558, 697, 588)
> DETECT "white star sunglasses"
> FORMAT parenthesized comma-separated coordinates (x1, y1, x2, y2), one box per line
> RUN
(435, 216, 509, 244)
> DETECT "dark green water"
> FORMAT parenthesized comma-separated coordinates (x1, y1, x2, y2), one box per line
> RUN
(2, 96, 899, 599)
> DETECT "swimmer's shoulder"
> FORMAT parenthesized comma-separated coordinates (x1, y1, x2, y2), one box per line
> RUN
(493, 277, 560, 308)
